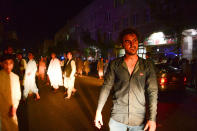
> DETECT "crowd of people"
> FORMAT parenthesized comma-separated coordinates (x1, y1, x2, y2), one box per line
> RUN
(0, 42, 196, 131)
(0, 46, 110, 130)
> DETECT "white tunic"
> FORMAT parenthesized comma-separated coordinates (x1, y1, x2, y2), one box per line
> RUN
(0, 70, 21, 131)
(47, 58, 63, 87)
(24, 59, 38, 97)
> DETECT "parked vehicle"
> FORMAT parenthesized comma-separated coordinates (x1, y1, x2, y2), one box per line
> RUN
(155, 64, 187, 91)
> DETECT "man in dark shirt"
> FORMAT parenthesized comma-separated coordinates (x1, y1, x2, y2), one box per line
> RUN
(94, 28, 158, 131)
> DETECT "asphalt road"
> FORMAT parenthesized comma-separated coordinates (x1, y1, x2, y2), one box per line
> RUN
(17, 76, 197, 131)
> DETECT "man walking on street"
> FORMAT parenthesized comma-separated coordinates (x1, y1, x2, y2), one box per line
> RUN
(47, 53, 63, 91)
(0, 55, 21, 131)
(94, 28, 158, 131)
(63, 52, 77, 99)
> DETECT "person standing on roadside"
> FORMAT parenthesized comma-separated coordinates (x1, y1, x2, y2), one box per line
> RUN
(63, 52, 77, 99)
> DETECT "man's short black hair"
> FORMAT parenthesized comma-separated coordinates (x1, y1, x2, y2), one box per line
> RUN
(28, 51, 34, 55)
(1, 54, 14, 62)
(119, 28, 140, 44)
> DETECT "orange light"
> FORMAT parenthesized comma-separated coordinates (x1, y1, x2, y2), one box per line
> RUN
(160, 77, 167, 84)
(161, 84, 165, 89)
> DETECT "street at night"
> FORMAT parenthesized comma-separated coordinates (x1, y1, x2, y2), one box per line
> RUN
(16, 76, 197, 131)
(1, 0, 197, 131)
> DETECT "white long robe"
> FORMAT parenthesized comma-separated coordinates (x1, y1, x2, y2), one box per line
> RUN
(47, 58, 63, 88)
(0, 70, 21, 131)
(24, 59, 38, 98)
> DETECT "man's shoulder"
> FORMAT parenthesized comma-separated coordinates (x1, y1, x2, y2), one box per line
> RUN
(22, 59, 26, 62)
(107, 57, 124, 69)
(71, 59, 76, 64)
(10, 72, 20, 79)
(111, 57, 123, 62)
(55, 58, 60, 62)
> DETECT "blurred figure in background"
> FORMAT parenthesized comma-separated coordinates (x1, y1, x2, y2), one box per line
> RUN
(103, 59, 109, 75)
(76, 57, 83, 77)
(47, 53, 63, 92)
(16, 53, 26, 85)
(63, 52, 77, 99)
(84, 59, 90, 76)
(0, 55, 21, 131)
(23, 52, 40, 100)
(38, 57, 46, 81)
(97, 57, 104, 79)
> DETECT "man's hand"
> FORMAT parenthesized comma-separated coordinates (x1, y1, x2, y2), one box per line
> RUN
(144, 120, 156, 131)
(94, 111, 103, 129)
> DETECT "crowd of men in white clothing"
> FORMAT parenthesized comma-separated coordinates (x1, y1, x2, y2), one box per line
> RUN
(0, 46, 78, 131)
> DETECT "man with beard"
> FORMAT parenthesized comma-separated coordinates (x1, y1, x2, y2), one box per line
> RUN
(94, 28, 158, 131)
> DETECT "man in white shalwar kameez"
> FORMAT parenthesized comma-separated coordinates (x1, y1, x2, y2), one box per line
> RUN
(24, 53, 40, 100)
(63, 52, 77, 99)
(47, 53, 63, 91)
(0, 55, 21, 131)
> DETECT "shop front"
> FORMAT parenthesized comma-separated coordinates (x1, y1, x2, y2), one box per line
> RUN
(144, 32, 178, 63)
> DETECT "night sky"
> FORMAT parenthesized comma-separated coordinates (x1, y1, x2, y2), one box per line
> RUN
(0, 0, 93, 47)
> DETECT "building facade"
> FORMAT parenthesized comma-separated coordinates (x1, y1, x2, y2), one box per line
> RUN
(55, 0, 161, 59)
(55, 0, 197, 61)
